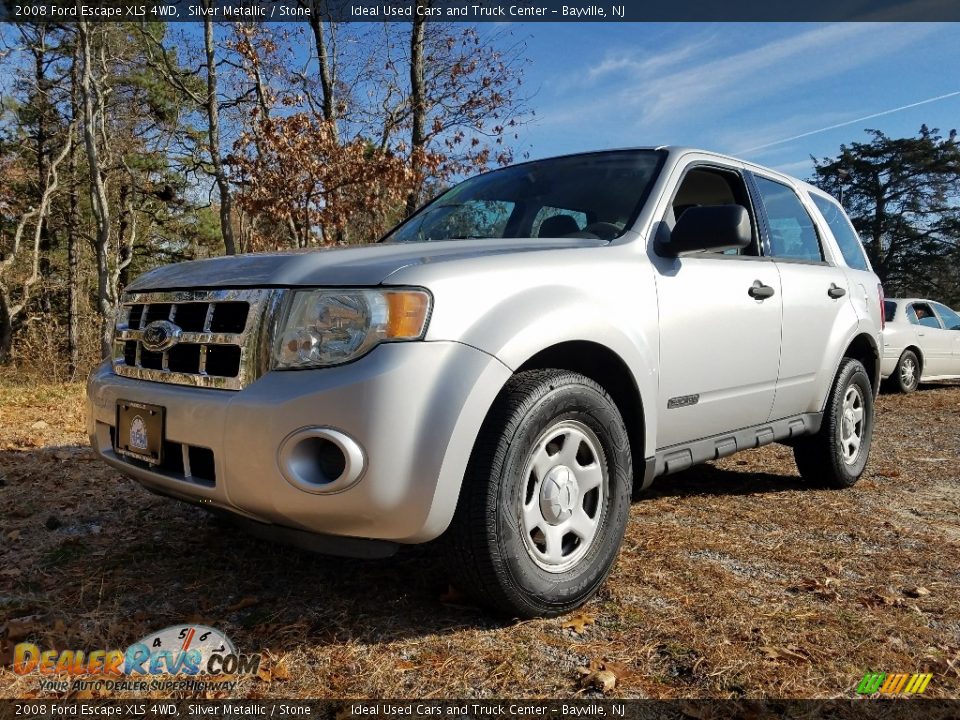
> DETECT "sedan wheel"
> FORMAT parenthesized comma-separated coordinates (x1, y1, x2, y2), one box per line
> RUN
(895, 350, 919, 393)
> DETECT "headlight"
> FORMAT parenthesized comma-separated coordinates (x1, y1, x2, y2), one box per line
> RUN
(272, 288, 432, 369)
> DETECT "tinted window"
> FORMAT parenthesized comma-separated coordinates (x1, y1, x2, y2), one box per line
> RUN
(933, 302, 960, 330)
(385, 150, 663, 243)
(811, 194, 869, 271)
(908, 302, 942, 328)
(754, 177, 823, 262)
(884, 300, 897, 323)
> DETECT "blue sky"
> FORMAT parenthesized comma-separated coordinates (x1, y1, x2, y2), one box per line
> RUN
(503, 22, 960, 179)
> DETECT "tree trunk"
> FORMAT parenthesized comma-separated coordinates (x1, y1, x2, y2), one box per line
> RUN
(117, 182, 132, 288)
(32, 39, 53, 283)
(204, 5, 237, 256)
(0, 291, 12, 363)
(308, 10, 338, 141)
(405, 3, 427, 218)
(67, 47, 80, 376)
(78, 20, 114, 359)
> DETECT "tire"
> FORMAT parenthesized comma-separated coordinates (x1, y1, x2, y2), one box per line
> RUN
(443, 369, 633, 618)
(793, 358, 874, 488)
(893, 349, 920, 393)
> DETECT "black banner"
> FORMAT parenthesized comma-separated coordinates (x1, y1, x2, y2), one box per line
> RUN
(3, 0, 960, 23)
(2, 700, 960, 720)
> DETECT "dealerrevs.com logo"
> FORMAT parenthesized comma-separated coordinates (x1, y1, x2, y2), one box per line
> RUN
(12, 624, 261, 694)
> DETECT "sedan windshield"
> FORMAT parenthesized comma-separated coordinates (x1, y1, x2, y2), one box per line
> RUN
(384, 150, 664, 243)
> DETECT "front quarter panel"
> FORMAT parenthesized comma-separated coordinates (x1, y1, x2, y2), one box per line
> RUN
(387, 245, 660, 458)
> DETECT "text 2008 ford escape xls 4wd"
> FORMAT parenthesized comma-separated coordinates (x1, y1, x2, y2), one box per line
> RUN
(88, 147, 884, 617)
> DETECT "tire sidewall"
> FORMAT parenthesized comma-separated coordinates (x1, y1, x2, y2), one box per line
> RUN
(896, 350, 919, 393)
(831, 361, 874, 483)
(494, 381, 632, 614)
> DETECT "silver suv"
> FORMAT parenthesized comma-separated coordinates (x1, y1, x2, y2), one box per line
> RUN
(87, 148, 884, 617)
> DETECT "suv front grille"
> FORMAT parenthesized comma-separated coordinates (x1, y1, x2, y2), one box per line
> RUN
(113, 289, 277, 390)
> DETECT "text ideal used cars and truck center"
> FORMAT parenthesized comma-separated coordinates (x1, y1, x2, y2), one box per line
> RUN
(87, 147, 885, 617)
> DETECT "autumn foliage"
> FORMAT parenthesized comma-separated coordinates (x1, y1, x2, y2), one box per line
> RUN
(232, 114, 413, 248)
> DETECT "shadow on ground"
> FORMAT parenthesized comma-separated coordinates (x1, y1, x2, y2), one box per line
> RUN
(1, 442, 807, 655)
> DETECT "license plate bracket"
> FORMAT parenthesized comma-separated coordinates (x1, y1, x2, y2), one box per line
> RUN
(115, 401, 165, 465)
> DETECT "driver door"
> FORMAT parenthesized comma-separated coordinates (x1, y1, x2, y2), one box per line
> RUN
(653, 163, 782, 449)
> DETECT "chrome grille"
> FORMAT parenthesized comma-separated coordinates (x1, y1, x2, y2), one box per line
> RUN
(113, 289, 279, 390)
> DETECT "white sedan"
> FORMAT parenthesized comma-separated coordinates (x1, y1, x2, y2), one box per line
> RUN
(881, 298, 960, 392)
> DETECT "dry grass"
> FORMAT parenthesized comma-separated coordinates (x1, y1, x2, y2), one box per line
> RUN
(0, 379, 958, 699)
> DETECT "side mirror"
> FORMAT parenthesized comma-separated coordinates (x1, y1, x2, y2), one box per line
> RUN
(659, 204, 752, 256)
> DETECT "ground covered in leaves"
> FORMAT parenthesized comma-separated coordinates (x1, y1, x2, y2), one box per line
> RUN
(1, 380, 958, 699)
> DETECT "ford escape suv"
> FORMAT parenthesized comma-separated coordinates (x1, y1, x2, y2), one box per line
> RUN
(87, 147, 884, 617)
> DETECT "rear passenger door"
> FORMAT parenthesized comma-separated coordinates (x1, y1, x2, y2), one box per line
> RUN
(908, 301, 954, 376)
(653, 162, 783, 449)
(749, 174, 851, 420)
(932, 303, 960, 375)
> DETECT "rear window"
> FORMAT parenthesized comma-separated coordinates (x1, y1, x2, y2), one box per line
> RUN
(810, 194, 870, 271)
(883, 300, 897, 324)
(754, 177, 823, 262)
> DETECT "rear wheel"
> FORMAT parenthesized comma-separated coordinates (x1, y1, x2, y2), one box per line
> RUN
(794, 358, 874, 488)
(893, 349, 920, 393)
(443, 369, 632, 618)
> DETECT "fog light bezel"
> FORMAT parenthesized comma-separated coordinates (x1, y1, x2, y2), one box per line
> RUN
(277, 427, 366, 494)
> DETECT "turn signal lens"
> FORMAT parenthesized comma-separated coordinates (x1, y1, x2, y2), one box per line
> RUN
(386, 290, 431, 339)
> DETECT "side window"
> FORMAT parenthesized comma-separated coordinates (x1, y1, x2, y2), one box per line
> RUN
(810, 194, 869, 271)
(884, 301, 897, 324)
(933, 302, 960, 331)
(754, 176, 823, 262)
(908, 302, 942, 329)
(666, 166, 757, 255)
(532, 206, 588, 238)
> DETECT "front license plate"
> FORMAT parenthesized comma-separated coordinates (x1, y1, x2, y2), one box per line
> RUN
(115, 401, 165, 464)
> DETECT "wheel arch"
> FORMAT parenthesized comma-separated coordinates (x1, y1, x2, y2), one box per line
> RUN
(900, 345, 924, 376)
(516, 341, 648, 489)
(841, 332, 881, 395)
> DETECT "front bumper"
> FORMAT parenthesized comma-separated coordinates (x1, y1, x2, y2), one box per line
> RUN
(87, 341, 511, 544)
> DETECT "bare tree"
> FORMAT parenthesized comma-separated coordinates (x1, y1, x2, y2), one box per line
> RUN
(203, 1, 236, 255)
(0, 125, 73, 361)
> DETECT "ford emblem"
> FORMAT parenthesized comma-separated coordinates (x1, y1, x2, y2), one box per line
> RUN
(141, 320, 182, 352)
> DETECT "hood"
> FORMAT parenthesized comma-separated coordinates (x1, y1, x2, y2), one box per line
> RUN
(124, 238, 606, 292)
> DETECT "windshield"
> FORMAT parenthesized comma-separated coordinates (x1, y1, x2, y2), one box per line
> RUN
(384, 150, 664, 243)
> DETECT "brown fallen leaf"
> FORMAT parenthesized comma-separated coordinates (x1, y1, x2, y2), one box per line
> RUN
(576, 659, 623, 693)
(257, 666, 272, 683)
(7, 529, 20, 541)
(273, 662, 291, 681)
(225, 596, 259, 612)
(562, 611, 596, 634)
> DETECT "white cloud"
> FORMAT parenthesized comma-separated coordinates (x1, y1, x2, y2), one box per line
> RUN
(629, 23, 938, 125)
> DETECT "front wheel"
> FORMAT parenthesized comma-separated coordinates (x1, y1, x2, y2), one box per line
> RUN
(443, 369, 632, 618)
(793, 358, 874, 488)
(893, 349, 920, 393)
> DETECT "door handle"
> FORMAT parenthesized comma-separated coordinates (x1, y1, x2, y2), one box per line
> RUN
(827, 283, 847, 299)
(748, 281, 775, 300)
